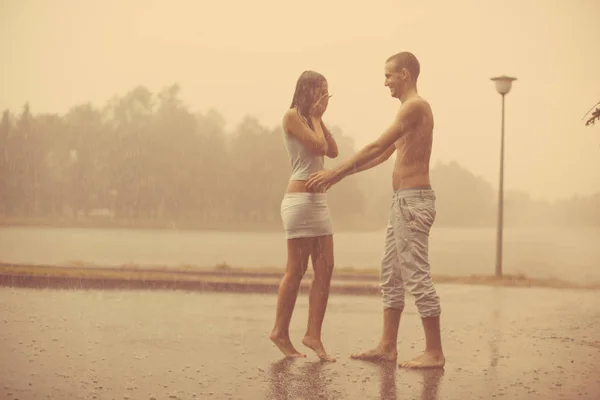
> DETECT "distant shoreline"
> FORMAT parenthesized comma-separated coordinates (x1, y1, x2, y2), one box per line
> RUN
(0, 216, 379, 232)
(1, 263, 598, 293)
(0, 217, 592, 232)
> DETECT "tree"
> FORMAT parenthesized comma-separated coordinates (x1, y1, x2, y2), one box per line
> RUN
(228, 116, 289, 224)
(194, 109, 230, 224)
(64, 103, 105, 217)
(33, 113, 68, 216)
(430, 161, 495, 227)
(107, 86, 155, 219)
(583, 101, 600, 127)
(1, 85, 597, 230)
(324, 126, 367, 229)
(0, 110, 13, 215)
(5, 103, 36, 216)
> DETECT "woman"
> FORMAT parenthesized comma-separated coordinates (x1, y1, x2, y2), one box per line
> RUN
(270, 71, 338, 362)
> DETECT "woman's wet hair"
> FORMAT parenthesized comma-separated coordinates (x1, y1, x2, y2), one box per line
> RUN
(290, 70, 326, 129)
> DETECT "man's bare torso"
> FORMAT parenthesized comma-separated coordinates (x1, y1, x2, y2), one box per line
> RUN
(392, 97, 433, 191)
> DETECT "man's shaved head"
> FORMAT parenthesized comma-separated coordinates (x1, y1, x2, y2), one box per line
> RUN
(386, 52, 420, 82)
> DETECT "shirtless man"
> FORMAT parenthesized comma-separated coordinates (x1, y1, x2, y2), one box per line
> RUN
(306, 51, 445, 369)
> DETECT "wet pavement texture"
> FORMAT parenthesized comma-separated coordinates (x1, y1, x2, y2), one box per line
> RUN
(0, 285, 599, 399)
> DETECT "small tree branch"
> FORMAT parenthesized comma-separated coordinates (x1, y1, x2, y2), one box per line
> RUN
(582, 100, 600, 121)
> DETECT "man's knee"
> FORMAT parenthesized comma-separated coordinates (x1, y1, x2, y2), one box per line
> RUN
(414, 290, 441, 318)
(417, 302, 441, 318)
(382, 297, 405, 311)
(404, 271, 439, 315)
(381, 287, 405, 311)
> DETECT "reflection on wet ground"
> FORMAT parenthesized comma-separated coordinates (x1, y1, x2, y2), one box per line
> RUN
(0, 285, 599, 399)
(267, 358, 445, 400)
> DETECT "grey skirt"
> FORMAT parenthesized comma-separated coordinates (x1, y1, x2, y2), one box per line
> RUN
(280, 193, 333, 239)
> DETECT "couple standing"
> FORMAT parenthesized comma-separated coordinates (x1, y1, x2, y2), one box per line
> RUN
(270, 51, 445, 369)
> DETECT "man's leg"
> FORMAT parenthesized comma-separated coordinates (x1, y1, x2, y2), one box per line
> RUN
(351, 205, 404, 361)
(396, 196, 445, 368)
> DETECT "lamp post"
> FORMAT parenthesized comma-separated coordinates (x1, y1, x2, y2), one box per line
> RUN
(490, 75, 517, 277)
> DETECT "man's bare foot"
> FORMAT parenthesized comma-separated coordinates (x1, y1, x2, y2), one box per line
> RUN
(398, 351, 445, 369)
(350, 345, 397, 362)
(302, 336, 336, 362)
(270, 333, 306, 358)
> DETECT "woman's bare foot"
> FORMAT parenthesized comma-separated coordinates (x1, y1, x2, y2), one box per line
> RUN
(270, 332, 306, 358)
(398, 351, 445, 369)
(302, 336, 336, 362)
(350, 344, 397, 362)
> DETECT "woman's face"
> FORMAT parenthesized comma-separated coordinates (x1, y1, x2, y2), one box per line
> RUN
(311, 80, 329, 112)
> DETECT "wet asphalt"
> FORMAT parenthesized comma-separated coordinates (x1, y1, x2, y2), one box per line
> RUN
(0, 284, 599, 399)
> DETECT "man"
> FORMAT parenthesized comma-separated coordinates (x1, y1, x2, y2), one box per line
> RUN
(306, 51, 445, 369)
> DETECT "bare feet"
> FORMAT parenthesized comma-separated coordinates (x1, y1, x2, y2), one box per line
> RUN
(270, 332, 306, 358)
(398, 351, 445, 369)
(350, 345, 397, 362)
(302, 336, 336, 362)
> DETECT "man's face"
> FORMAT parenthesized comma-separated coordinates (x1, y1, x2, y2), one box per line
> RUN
(384, 61, 404, 99)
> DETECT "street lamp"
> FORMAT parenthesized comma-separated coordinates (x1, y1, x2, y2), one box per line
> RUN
(490, 75, 517, 277)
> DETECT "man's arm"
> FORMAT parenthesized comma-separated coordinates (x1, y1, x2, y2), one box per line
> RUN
(345, 144, 395, 176)
(332, 99, 423, 180)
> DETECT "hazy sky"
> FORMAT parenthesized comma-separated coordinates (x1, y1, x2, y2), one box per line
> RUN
(1, 0, 599, 201)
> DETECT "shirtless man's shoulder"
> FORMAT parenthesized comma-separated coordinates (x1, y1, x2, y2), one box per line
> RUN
(393, 96, 432, 127)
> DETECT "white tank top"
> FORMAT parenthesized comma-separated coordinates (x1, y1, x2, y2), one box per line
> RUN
(282, 123, 326, 181)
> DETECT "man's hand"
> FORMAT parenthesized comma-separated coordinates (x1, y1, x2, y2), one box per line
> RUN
(306, 169, 341, 192)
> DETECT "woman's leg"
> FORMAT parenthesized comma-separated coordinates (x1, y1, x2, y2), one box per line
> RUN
(302, 234, 336, 362)
(271, 237, 312, 357)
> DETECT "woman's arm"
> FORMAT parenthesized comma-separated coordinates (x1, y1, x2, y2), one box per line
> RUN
(321, 121, 339, 158)
(282, 110, 328, 156)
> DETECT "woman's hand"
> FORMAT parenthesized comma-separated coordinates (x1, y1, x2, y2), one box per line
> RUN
(309, 92, 331, 118)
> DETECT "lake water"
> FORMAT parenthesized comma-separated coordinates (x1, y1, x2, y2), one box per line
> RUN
(0, 226, 599, 284)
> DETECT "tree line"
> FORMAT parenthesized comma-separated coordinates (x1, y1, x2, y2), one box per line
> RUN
(0, 84, 598, 230)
